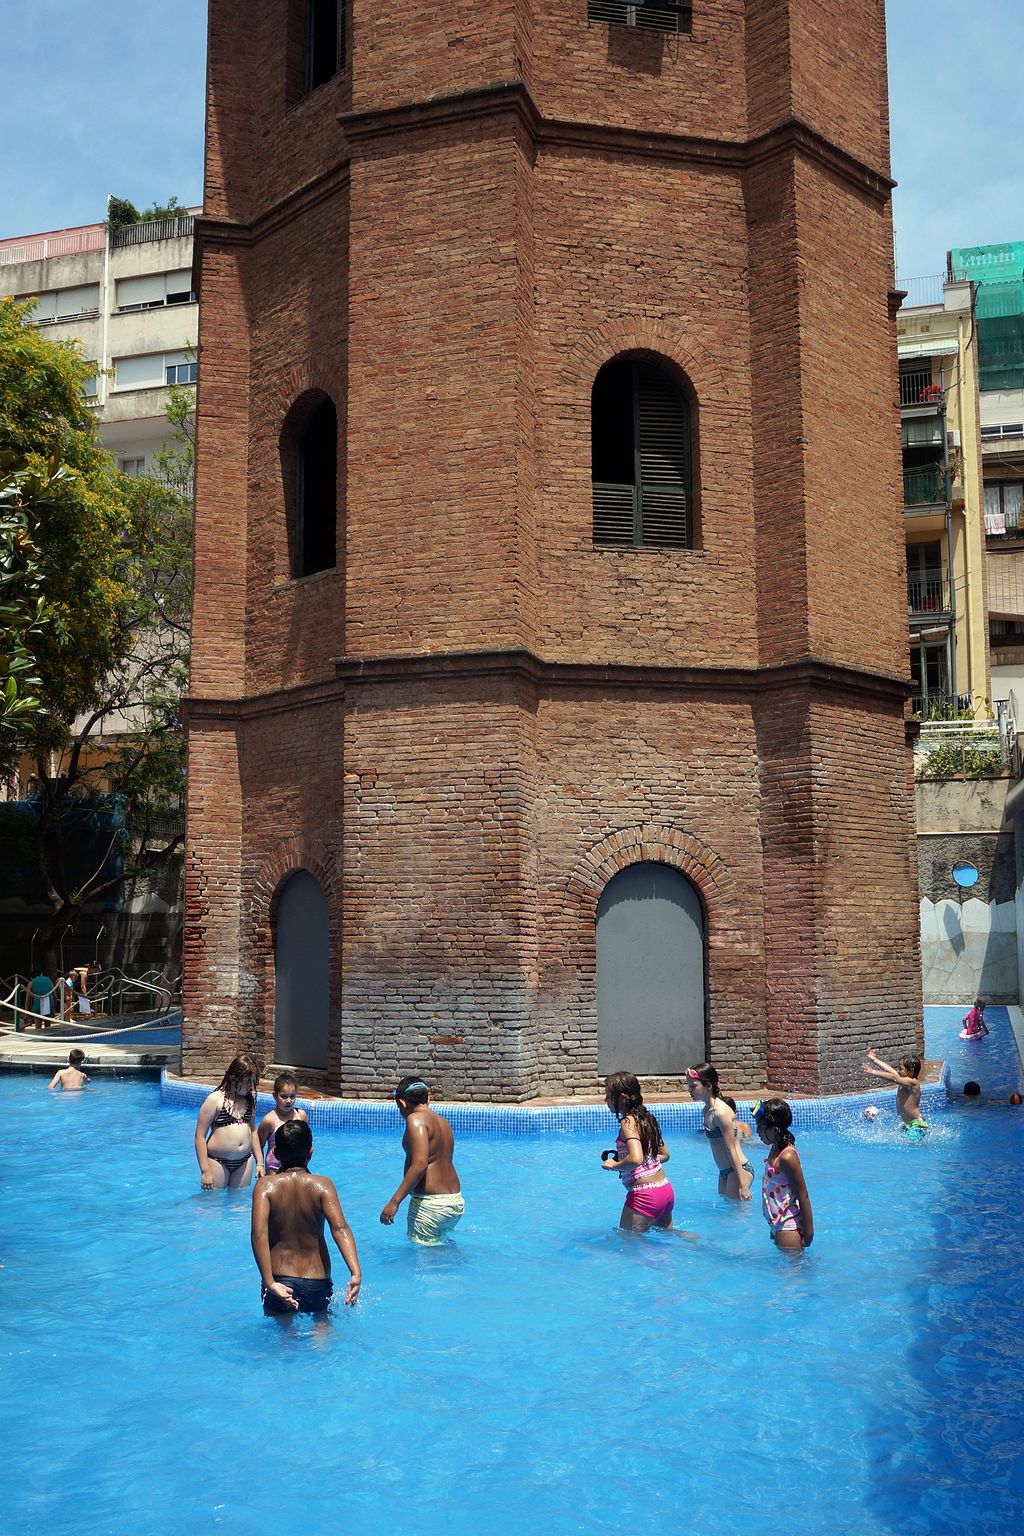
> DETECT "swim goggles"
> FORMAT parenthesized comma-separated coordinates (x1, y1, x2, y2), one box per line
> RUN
(749, 1099, 765, 1122)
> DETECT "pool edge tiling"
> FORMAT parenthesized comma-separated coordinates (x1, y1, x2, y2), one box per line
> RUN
(160, 1071, 953, 1137)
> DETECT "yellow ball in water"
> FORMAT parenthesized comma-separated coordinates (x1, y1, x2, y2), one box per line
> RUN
(1009, 1092, 1023, 1106)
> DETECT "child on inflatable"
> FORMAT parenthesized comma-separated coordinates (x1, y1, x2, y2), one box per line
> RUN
(960, 1000, 989, 1040)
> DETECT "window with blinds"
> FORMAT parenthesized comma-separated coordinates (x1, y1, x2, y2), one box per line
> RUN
(116, 270, 195, 312)
(587, 0, 692, 35)
(24, 285, 101, 324)
(592, 359, 692, 549)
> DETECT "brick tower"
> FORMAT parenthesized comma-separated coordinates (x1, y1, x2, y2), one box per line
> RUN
(184, 0, 922, 1097)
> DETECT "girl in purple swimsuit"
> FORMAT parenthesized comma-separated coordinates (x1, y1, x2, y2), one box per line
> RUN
(601, 1071, 677, 1233)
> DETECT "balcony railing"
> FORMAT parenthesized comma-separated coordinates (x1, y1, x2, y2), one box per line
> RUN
(898, 274, 946, 309)
(0, 227, 106, 266)
(110, 215, 194, 249)
(904, 466, 949, 507)
(899, 370, 943, 408)
(907, 577, 948, 615)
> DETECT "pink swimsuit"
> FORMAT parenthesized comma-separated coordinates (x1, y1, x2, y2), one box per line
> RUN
(616, 1130, 675, 1222)
(762, 1152, 801, 1234)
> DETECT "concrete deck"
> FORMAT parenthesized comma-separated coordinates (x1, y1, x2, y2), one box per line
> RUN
(0, 1011, 181, 1076)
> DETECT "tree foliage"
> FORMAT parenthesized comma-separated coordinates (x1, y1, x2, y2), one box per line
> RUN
(0, 298, 192, 970)
(0, 454, 50, 740)
(107, 195, 184, 233)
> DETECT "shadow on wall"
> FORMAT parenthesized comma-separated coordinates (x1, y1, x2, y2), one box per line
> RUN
(920, 895, 1018, 1002)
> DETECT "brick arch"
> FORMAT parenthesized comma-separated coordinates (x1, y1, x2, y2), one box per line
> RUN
(566, 317, 727, 406)
(566, 824, 738, 943)
(252, 837, 341, 917)
(273, 362, 340, 423)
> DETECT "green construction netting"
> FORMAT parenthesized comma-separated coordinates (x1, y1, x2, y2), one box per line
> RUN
(950, 243, 1024, 391)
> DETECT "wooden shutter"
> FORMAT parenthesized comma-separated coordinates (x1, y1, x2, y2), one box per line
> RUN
(592, 482, 637, 545)
(587, 0, 691, 35)
(637, 364, 690, 547)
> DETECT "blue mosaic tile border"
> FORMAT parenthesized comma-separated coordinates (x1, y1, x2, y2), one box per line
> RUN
(160, 1071, 952, 1138)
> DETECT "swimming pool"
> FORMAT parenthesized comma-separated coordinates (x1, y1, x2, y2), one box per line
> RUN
(4, 1008, 1022, 1535)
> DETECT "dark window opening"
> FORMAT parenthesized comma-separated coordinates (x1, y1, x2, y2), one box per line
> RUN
(306, 0, 345, 94)
(592, 359, 692, 548)
(295, 399, 337, 577)
(587, 0, 692, 36)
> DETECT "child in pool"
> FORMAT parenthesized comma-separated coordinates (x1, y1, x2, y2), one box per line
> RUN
(194, 1054, 265, 1189)
(721, 1097, 754, 1140)
(862, 1048, 928, 1136)
(602, 1071, 679, 1233)
(960, 1000, 989, 1040)
(48, 1048, 90, 1091)
(258, 1073, 309, 1172)
(684, 1064, 754, 1200)
(752, 1099, 813, 1250)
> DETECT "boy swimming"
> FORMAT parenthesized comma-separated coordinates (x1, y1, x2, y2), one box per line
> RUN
(862, 1048, 928, 1136)
(48, 1048, 90, 1091)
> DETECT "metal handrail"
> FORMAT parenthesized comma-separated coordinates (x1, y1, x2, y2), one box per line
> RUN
(0, 966, 182, 1030)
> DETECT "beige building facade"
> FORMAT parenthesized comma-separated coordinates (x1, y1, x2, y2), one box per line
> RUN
(0, 213, 197, 477)
(897, 278, 989, 717)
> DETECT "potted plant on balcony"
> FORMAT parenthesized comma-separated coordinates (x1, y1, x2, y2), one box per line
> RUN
(918, 383, 943, 404)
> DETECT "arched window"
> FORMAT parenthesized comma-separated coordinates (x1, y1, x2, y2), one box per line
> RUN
(596, 862, 706, 1074)
(274, 869, 329, 1070)
(283, 395, 337, 578)
(591, 358, 692, 548)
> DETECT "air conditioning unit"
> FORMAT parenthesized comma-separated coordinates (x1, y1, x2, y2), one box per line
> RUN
(947, 429, 961, 449)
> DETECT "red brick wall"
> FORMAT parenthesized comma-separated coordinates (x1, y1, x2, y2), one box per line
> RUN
(185, 0, 923, 1096)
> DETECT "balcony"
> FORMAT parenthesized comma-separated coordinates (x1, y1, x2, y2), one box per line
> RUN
(907, 576, 949, 616)
(899, 370, 944, 409)
(110, 215, 195, 249)
(904, 466, 950, 508)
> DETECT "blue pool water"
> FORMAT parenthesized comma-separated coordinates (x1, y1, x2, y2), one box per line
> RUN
(3, 1009, 1023, 1535)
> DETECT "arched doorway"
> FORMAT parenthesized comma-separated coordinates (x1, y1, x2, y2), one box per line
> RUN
(596, 862, 706, 1075)
(274, 869, 329, 1070)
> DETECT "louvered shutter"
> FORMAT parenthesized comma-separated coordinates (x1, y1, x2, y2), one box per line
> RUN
(636, 364, 689, 547)
(593, 482, 637, 545)
(587, 0, 690, 35)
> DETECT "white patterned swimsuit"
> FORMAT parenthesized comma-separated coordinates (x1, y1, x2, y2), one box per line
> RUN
(762, 1153, 800, 1233)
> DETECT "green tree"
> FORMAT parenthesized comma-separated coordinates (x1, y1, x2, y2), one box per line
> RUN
(0, 298, 191, 975)
(0, 454, 50, 744)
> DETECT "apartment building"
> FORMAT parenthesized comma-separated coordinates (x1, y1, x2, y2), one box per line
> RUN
(896, 276, 988, 716)
(948, 243, 1024, 708)
(0, 211, 197, 477)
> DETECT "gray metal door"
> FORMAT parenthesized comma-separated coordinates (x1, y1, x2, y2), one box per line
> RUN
(596, 862, 706, 1076)
(274, 870, 329, 1070)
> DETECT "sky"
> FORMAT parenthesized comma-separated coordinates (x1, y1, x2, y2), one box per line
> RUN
(0, 0, 1021, 280)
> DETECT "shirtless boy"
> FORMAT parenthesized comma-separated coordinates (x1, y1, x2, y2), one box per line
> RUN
(380, 1076, 464, 1245)
(48, 1048, 90, 1091)
(863, 1048, 928, 1136)
(250, 1118, 361, 1315)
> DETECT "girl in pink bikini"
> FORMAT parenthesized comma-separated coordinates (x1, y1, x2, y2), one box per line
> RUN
(601, 1071, 677, 1233)
(752, 1098, 814, 1251)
